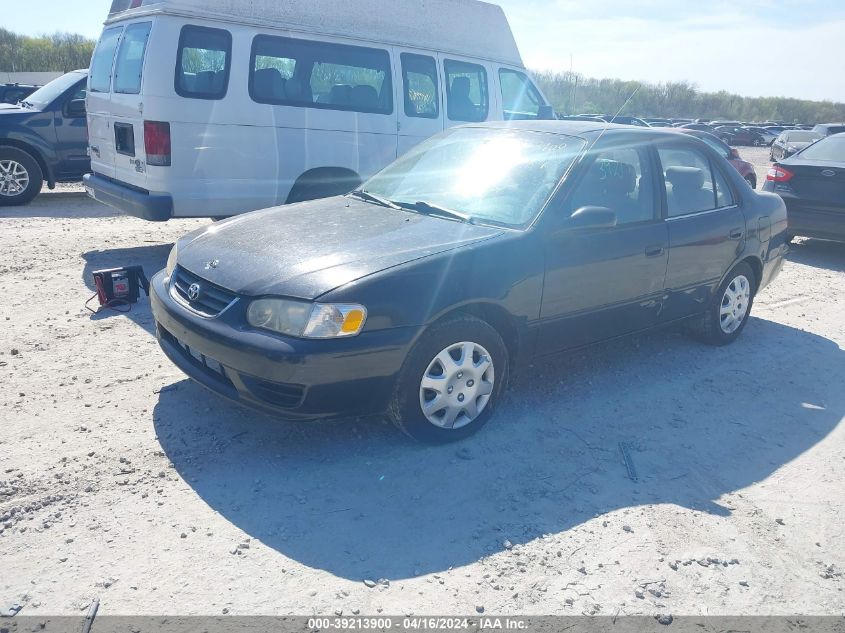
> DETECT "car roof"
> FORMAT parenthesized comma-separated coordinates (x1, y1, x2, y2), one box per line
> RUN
(466, 120, 690, 141)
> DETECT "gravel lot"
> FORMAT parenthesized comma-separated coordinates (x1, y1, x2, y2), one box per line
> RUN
(1, 147, 843, 617)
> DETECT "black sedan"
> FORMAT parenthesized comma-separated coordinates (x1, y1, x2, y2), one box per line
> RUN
(769, 130, 823, 161)
(152, 123, 789, 443)
(763, 133, 845, 242)
(713, 126, 767, 147)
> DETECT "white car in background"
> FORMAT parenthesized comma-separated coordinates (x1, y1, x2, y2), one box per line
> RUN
(83, 0, 553, 221)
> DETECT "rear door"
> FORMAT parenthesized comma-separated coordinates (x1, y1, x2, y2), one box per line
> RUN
(394, 50, 444, 156)
(87, 25, 123, 180)
(109, 20, 153, 190)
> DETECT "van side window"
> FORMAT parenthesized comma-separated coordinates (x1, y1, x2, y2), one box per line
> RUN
(499, 69, 543, 120)
(401, 53, 439, 119)
(113, 22, 152, 94)
(249, 36, 393, 115)
(90, 26, 123, 93)
(175, 25, 232, 100)
(444, 60, 488, 122)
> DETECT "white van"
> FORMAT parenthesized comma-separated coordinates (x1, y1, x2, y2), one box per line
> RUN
(83, 0, 553, 221)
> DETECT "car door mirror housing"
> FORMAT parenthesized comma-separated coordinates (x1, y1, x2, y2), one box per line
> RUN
(66, 99, 86, 117)
(568, 206, 617, 230)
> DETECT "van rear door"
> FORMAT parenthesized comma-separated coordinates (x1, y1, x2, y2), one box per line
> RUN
(87, 25, 123, 180)
(109, 21, 153, 190)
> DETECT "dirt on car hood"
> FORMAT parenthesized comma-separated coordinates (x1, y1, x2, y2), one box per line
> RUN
(176, 196, 503, 300)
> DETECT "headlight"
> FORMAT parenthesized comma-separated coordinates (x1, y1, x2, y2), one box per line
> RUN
(247, 299, 367, 339)
(165, 244, 178, 277)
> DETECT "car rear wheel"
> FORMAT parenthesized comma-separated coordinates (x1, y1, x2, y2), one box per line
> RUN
(689, 262, 756, 346)
(388, 314, 508, 443)
(0, 147, 43, 207)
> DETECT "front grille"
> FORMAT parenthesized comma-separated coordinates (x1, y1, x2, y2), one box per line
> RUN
(171, 265, 237, 317)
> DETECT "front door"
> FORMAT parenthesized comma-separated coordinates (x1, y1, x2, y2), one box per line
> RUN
(539, 143, 669, 353)
(394, 49, 444, 157)
(54, 80, 90, 179)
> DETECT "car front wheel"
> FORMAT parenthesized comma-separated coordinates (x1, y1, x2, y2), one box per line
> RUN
(0, 147, 43, 207)
(388, 314, 508, 443)
(690, 262, 756, 346)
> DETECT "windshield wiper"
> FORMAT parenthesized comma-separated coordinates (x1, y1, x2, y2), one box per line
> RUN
(18, 100, 34, 108)
(401, 200, 474, 224)
(349, 189, 402, 210)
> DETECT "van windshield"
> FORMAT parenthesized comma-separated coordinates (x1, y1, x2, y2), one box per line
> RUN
(24, 73, 84, 110)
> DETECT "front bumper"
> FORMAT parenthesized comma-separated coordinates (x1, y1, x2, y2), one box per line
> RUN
(83, 173, 173, 222)
(150, 270, 418, 420)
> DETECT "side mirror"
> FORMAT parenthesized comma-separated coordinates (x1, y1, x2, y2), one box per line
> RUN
(569, 206, 617, 230)
(537, 104, 556, 120)
(65, 99, 86, 117)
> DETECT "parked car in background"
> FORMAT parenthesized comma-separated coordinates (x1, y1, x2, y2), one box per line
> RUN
(643, 117, 673, 127)
(714, 126, 766, 147)
(599, 115, 650, 127)
(813, 123, 845, 137)
(680, 123, 715, 132)
(711, 120, 742, 128)
(153, 121, 788, 442)
(0, 83, 39, 105)
(676, 128, 758, 188)
(764, 133, 845, 242)
(770, 130, 823, 161)
(559, 115, 606, 123)
(84, 0, 553, 221)
(0, 70, 88, 206)
(744, 126, 777, 145)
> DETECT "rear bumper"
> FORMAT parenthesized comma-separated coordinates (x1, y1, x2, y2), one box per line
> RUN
(783, 199, 845, 242)
(83, 172, 173, 222)
(150, 270, 418, 420)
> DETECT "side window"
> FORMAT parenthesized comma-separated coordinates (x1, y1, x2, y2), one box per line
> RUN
(249, 36, 392, 114)
(401, 53, 438, 119)
(444, 59, 488, 123)
(712, 165, 735, 208)
(569, 147, 656, 225)
(175, 25, 232, 100)
(658, 146, 718, 217)
(499, 69, 543, 120)
(89, 26, 123, 93)
(113, 22, 152, 94)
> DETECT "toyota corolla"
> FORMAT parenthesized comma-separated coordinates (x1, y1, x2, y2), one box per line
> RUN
(151, 122, 788, 443)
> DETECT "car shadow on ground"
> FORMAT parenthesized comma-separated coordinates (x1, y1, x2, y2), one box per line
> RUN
(0, 192, 122, 219)
(81, 244, 172, 335)
(152, 317, 844, 581)
(788, 238, 845, 272)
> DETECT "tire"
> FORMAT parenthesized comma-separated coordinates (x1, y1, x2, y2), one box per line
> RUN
(0, 147, 43, 207)
(388, 314, 509, 444)
(287, 172, 360, 204)
(689, 262, 756, 346)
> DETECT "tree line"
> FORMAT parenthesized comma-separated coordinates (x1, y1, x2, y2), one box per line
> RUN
(534, 71, 845, 124)
(0, 28, 95, 74)
(2, 27, 843, 124)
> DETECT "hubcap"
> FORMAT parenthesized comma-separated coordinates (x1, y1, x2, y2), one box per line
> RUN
(419, 341, 495, 430)
(720, 275, 751, 334)
(0, 160, 29, 197)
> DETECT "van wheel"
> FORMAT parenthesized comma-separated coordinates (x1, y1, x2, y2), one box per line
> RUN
(0, 147, 43, 207)
(287, 172, 360, 204)
(388, 315, 508, 444)
(689, 262, 756, 346)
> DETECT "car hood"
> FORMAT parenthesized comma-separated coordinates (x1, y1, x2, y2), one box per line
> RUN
(177, 197, 504, 299)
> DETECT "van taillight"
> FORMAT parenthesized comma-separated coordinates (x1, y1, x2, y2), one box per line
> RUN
(144, 121, 171, 167)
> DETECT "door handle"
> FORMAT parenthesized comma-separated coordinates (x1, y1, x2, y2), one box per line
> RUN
(645, 245, 665, 257)
(729, 228, 744, 240)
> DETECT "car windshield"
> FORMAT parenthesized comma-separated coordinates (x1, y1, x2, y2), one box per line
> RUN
(785, 131, 820, 143)
(23, 73, 83, 109)
(797, 135, 845, 161)
(360, 127, 585, 228)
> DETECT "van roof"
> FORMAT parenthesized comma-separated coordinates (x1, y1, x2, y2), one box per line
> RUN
(106, 0, 524, 67)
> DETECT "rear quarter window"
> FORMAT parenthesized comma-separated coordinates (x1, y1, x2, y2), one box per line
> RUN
(175, 25, 232, 100)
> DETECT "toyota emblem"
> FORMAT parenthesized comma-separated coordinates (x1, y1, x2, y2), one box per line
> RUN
(187, 283, 201, 301)
(205, 259, 219, 270)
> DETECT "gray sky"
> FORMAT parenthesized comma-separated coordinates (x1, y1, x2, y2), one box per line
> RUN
(6, 0, 845, 102)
